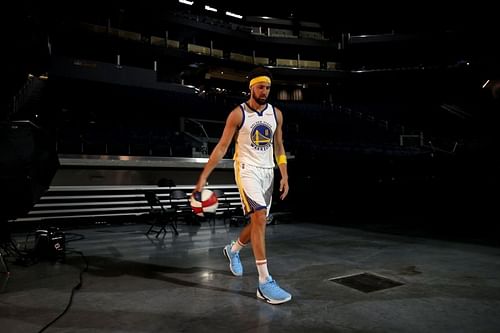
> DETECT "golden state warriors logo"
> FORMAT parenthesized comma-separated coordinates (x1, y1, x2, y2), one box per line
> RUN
(250, 121, 273, 151)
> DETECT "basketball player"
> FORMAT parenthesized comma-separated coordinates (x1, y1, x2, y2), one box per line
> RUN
(193, 67, 291, 304)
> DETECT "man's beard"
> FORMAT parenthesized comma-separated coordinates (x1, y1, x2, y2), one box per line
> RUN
(252, 95, 267, 105)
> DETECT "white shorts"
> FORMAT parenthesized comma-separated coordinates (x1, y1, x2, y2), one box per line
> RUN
(234, 161, 274, 216)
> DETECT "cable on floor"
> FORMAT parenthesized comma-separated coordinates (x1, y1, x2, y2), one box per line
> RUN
(37, 250, 88, 333)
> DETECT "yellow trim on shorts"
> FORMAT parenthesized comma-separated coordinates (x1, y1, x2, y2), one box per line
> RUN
(234, 161, 251, 214)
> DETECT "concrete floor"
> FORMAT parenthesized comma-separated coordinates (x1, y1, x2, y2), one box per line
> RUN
(1, 218, 500, 333)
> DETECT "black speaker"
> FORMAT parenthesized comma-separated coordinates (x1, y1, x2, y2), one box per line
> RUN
(34, 227, 66, 261)
(0, 120, 59, 221)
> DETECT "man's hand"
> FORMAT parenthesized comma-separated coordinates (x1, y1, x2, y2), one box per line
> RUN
(192, 178, 206, 197)
(279, 178, 289, 200)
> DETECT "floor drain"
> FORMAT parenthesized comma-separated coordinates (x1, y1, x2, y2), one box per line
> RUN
(329, 272, 404, 293)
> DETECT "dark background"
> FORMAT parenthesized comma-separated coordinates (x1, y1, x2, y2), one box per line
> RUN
(3, 0, 499, 237)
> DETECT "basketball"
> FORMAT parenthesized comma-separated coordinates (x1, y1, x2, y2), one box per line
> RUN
(190, 189, 219, 217)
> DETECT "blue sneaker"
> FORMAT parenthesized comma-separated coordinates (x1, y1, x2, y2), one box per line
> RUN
(223, 244, 243, 277)
(257, 276, 292, 304)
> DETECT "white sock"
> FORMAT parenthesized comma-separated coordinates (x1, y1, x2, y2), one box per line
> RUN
(256, 259, 269, 283)
(231, 239, 245, 253)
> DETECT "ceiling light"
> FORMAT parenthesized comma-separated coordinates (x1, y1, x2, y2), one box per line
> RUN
(204, 5, 217, 12)
(225, 11, 243, 19)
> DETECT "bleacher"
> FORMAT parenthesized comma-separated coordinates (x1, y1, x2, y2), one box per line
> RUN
(13, 184, 241, 225)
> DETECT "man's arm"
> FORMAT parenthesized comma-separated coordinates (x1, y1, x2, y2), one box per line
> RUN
(274, 108, 289, 200)
(193, 108, 241, 192)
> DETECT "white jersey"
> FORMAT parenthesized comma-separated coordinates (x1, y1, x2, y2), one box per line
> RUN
(233, 102, 277, 168)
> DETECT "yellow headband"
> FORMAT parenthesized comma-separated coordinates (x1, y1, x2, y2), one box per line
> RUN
(249, 76, 271, 88)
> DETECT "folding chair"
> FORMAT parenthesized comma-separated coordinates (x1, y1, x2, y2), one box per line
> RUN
(144, 191, 178, 237)
(170, 189, 196, 225)
(212, 189, 233, 225)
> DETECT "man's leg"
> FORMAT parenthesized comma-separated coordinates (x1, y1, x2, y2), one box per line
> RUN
(235, 217, 252, 245)
(250, 209, 292, 304)
(223, 214, 253, 277)
(232, 209, 266, 258)
(223, 209, 267, 277)
(249, 209, 267, 270)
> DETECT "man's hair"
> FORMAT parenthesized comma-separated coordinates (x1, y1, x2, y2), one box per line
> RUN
(247, 66, 272, 84)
